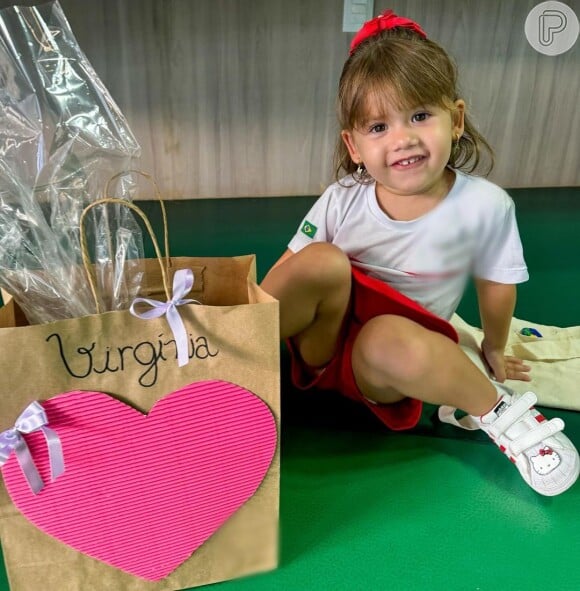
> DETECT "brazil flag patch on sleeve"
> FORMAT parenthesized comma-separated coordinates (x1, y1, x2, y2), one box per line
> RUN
(300, 220, 318, 238)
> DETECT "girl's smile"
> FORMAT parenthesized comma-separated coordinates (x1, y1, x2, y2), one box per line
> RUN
(390, 154, 427, 170)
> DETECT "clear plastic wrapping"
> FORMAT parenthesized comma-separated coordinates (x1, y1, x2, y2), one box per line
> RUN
(0, 0, 144, 324)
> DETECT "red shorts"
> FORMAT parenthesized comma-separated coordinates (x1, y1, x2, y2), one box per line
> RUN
(287, 266, 459, 431)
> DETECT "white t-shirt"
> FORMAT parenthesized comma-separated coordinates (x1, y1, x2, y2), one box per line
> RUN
(288, 170, 529, 320)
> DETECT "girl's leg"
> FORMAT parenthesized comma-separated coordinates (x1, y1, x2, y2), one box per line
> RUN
(351, 314, 580, 496)
(351, 314, 498, 415)
(260, 243, 351, 368)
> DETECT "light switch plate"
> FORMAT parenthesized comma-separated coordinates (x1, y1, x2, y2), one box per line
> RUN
(343, 0, 374, 33)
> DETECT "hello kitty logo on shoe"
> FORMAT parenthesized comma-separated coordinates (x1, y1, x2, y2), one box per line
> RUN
(531, 446, 561, 475)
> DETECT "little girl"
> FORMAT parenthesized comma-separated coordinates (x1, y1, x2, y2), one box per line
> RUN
(261, 10, 579, 496)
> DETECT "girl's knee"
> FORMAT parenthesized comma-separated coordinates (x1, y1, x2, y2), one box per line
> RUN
(296, 243, 351, 288)
(353, 315, 432, 385)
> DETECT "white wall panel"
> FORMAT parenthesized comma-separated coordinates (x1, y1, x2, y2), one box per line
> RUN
(1, 0, 579, 197)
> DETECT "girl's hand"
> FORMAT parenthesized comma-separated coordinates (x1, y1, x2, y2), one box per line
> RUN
(481, 339, 532, 383)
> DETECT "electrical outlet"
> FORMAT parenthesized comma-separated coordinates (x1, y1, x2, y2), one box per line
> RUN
(342, 0, 374, 33)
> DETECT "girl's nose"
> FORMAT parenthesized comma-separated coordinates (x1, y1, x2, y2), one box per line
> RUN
(391, 127, 419, 150)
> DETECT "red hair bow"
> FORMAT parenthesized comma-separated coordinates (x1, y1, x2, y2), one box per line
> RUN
(349, 9, 427, 54)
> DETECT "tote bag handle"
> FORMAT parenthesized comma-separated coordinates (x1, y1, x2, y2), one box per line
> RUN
(80, 197, 171, 313)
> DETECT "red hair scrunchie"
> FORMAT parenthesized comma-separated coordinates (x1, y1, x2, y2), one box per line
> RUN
(349, 9, 427, 54)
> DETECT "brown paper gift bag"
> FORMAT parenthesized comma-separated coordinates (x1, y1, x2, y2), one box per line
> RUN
(0, 199, 280, 591)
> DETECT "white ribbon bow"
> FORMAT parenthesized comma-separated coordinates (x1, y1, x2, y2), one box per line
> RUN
(130, 268, 199, 366)
(0, 401, 65, 494)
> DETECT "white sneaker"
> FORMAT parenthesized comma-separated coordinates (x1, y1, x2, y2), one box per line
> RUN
(439, 391, 580, 496)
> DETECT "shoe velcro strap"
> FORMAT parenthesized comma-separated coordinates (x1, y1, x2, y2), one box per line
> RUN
(509, 417, 565, 456)
(486, 391, 538, 438)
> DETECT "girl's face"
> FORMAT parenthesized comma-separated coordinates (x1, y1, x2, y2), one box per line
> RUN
(341, 98, 465, 202)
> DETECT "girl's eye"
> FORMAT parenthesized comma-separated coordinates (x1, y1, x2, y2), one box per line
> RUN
(369, 123, 387, 133)
(412, 112, 430, 123)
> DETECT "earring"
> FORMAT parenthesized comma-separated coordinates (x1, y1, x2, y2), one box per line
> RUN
(356, 162, 365, 176)
(451, 136, 460, 158)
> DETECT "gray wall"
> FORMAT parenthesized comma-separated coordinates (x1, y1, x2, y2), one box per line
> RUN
(1, 0, 579, 198)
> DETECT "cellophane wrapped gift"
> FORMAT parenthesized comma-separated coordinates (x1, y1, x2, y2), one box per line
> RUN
(0, 0, 144, 324)
(0, 4, 281, 591)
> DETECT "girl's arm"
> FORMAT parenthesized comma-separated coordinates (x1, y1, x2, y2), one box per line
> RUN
(268, 249, 294, 272)
(475, 279, 531, 382)
(261, 249, 296, 287)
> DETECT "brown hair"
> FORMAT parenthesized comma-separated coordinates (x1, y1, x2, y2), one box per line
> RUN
(334, 28, 494, 181)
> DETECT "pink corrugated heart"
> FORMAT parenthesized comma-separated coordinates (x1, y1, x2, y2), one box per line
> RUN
(1, 381, 277, 580)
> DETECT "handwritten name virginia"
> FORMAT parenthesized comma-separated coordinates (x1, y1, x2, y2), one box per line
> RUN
(46, 332, 219, 387)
